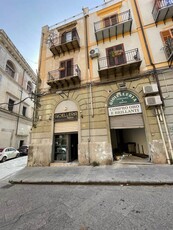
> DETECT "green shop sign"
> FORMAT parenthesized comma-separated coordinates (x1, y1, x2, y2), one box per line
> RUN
(108, 91, 139, 107)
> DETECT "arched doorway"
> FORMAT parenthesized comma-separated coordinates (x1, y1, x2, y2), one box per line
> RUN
(108, 91, 149, 162)
(54, 100, 79, 162)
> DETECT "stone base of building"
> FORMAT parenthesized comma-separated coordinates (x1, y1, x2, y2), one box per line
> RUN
(150, 140, 167, 164)
(78, 142, 113, 165)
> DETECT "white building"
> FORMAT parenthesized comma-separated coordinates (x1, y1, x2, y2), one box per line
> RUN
(0, 29, 37, 149)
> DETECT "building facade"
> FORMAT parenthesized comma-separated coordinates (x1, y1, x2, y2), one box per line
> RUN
(0, 30, 37, 149)
(28, 0, 173, 166)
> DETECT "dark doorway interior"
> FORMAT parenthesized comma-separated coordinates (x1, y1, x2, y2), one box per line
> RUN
(54, 133, 78, 162)
(70, 133, 78, 161)
(19, 140, 24, 148)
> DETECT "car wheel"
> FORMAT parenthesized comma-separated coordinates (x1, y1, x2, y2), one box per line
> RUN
(1, 156, 7, 162)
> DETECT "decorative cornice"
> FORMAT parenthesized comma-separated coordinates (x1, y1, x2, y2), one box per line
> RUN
(0, 29, 37, 82)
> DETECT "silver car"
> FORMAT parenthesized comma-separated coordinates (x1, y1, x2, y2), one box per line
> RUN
(0, 147, 20, 162)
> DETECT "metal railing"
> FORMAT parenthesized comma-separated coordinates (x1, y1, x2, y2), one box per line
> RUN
(98, 48, 141, 70)
(94, 10, 132, 32)
(163, 38, 173, 60)
(48, 30, 80, 48)
(48, 65, 81, 81)
(152, 0, 173, 18)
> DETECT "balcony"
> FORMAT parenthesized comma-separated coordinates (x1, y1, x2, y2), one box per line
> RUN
(94, 10, 133, 43)
(47, 65, 81, 89)
(49, 30, 80, 56)
(152, 0, 173, 24)
(163, 38, 173, 67)
(98, 48, 142, 79)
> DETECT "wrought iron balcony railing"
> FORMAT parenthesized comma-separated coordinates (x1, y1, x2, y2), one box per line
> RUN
(163, 38, 173, 66)
(152, 0, 173, 23)
(47, 65, 81, 88)
(94, 10, 133, 42)
(98, 48, 141, 70)
(48, 30, 80, 55)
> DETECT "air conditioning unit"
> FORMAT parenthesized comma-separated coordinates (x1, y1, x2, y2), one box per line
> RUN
(145, 95, 162, 107)
(89, 48, 100, 58)
(143, 84, 159, 95)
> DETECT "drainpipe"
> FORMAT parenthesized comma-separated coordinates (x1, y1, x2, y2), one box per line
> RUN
(16, 69, 25, 136)
(155, 108, 171, 164)
(133, 0, 164, 105)
(160, 105, 173, 162)
(83, 7, 91, 163)
(134, 0, 172, 163)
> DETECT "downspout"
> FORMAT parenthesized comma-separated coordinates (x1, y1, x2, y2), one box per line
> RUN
(134, 0, 172, 163)
(16, 69, 25, 136)
(83, 7, 91, 163)
(155, 108, 171, 164)
(133, 0, 164, 104)
(160, 105, 173, 162)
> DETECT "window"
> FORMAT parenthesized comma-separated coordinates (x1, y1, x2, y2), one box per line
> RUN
(6, 60, 15, 78)
(22, 106, 27, 116)
(27, 81, 32, 93)
(160, 28, 173, 43)
(59, 59, 73, 78)
(61, 28, 77, 44)
(106, 44, 126, 67)
(104, 14, 118, 27)
(8, 99, 15, 112)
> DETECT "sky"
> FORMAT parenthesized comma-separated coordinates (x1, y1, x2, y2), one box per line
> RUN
(0, 0, 104, 72)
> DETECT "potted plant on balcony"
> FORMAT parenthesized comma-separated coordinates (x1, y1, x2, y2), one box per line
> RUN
(111, 50, 124, 57)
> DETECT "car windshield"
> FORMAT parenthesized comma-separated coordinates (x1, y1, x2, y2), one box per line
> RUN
(0, 148, 4, 152)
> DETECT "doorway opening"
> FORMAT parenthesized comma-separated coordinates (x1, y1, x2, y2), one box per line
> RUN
(111, 128, 149, 163)
(54, 133, 78, 162)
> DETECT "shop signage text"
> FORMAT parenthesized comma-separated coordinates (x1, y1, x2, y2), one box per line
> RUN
(108, 104, 142, 116)
(54, 111, 78, 122)
(108, 91, 139, 107)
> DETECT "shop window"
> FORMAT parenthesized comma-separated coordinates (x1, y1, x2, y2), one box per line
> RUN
(104, 14, 118, 27)
(8, 98, 15, 112)
(61, 28, 77, 44)
(106, 44, 126, 67)
(27, 81, 32, 93)
(22, 106, 27, 116)
(6, 60, 15, 78)
(59, 59, 73, 78)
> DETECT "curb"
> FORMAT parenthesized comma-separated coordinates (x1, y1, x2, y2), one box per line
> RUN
(9, 180, 173, 186)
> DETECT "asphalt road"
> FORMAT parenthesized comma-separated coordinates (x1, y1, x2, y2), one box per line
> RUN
(0, 183, 173, 230)
(0, 157, 173, 230)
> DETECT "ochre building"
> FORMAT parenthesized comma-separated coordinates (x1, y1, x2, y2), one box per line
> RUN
(28, 0, 173, 166)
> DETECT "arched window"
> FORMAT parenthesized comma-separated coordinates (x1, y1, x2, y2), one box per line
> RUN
(6, 60, 15, 78)
(27, 81, 32, 93)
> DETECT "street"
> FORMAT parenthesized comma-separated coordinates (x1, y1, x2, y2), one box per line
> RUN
(0, 182, 173, 230)
(0, 157, 173, 230)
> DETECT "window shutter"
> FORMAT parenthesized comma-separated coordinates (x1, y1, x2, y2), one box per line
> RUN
(61, 32, 66, 43)
(160, 30, 172, 43)
(104, 17, 110, 27)
(72, 28, 77, 40)
(111, 15, 118, 25)
(67, 60, 73, 76)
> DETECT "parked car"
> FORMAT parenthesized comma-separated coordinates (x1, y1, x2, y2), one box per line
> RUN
(18, 145, 29, 155)
(0, 147, 20, 162)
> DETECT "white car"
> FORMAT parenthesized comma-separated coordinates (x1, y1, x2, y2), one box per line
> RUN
(0, 147, 20, 162)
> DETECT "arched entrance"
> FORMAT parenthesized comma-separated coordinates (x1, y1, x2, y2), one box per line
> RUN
(54, 100, 79, 162)
(108, 91, 149, 162)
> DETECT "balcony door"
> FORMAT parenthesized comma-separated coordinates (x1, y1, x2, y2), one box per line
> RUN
(106, 44, 126, 67)
(59, 59, 73, 78)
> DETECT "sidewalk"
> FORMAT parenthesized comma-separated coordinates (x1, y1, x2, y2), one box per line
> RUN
(9, 163, 173, 186)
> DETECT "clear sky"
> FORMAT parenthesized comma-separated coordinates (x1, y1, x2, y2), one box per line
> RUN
(0, 0, 104, 72)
